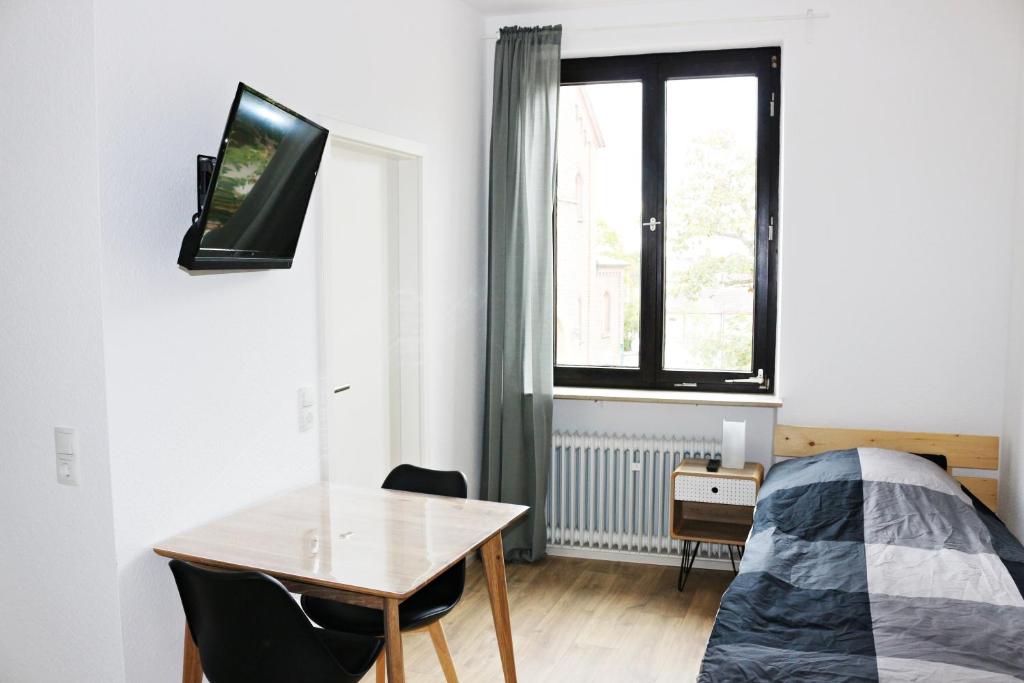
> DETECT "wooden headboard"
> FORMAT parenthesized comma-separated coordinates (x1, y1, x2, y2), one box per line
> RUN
(773, 424, 1000, 509)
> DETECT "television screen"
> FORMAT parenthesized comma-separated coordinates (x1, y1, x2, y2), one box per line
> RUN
(178, 83, 329, 270)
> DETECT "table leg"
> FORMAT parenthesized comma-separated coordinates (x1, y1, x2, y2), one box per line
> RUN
(383, 598, 405, 683)
(480, 533, 517, 683)
(182, 623, 203, 683)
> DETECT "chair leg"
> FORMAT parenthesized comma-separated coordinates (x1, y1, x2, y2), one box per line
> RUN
(428, 620, 459, 683)
(376, 651, 386, 683)
(182, 624, 203, 683)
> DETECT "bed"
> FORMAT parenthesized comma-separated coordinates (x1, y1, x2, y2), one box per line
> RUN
(698, 425, 1024, 682)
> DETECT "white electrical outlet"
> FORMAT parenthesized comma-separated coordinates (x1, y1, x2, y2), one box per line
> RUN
(54, 427, 78, 486)
(298, 387, 315, 432)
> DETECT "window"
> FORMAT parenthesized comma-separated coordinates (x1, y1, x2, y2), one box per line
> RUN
(554, 48, 780, 393)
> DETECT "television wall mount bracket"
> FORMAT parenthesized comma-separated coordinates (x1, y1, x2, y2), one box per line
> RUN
(193, 154, 216, 221)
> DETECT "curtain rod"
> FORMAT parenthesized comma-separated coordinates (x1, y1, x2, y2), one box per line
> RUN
(483, 9, 829, 40)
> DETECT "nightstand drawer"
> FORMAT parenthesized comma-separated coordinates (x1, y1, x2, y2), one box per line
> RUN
(674, 476, 757, 506)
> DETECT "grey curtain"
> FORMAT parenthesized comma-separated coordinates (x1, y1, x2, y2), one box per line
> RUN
(481, 25, 562, 563)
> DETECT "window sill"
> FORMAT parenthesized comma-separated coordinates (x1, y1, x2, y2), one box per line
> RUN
(553, 386, 782, 408)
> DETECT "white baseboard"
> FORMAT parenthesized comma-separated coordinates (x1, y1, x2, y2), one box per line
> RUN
(545, 544, 735, 571)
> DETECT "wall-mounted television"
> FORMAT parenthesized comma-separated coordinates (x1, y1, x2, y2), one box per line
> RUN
(177, 83, 329, 271)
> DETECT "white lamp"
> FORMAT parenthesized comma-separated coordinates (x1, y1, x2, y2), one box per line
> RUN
(722, 420, 746, 470)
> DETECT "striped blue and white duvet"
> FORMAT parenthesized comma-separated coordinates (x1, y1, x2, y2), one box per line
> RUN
(699, 449, 1024, 682)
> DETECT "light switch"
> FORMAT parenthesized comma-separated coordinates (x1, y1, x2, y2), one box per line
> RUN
(298, 387, 315, 432)
(54, 427, 78, 486)
(55, 427, 75, 455)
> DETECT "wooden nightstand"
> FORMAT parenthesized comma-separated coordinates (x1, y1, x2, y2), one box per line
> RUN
(670, 459, 764, 592)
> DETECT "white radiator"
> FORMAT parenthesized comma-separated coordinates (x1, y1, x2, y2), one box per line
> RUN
(546, 431, 733, 563)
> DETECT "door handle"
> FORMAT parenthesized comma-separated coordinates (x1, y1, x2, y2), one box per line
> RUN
(333, 384, 351, 394)
(724, 369, 765, 385)
(643, 217, 661, 231)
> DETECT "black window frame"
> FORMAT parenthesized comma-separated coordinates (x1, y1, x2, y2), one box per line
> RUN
(554, 47, 780, 394)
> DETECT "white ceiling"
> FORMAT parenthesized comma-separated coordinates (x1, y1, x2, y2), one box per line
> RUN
(465, 0, 675, 17)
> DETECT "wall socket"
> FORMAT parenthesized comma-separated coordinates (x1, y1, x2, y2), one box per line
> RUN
(298, 387, 315, 432)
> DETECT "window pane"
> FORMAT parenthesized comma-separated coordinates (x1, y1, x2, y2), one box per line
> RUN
(663, 77, 758, 373)
(556, 82, 642, 368)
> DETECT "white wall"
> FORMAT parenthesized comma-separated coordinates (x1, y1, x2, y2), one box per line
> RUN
(0, 2, 127, 681)
(487, 0, 1023, 455)
(1001, 15, 1024, 539)
(88, 0, 485, 680)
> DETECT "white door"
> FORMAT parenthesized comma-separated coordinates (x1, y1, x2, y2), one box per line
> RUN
(321, 137, 422, 488)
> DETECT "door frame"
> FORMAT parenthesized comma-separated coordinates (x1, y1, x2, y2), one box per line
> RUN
(315, 117, 426, 483)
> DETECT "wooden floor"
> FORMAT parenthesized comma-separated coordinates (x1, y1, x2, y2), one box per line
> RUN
(387, 557, 732, 682)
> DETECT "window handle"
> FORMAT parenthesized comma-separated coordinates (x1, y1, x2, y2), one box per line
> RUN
(643, 217, 661, 231)
(724, 369, 765, 385)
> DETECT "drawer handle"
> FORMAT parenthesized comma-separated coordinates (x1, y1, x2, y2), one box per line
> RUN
(711, 486, 719, 494)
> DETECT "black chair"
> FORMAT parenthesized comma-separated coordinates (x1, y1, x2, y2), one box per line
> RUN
(169, 559, 384, 683)
(301, 464, 468, 683)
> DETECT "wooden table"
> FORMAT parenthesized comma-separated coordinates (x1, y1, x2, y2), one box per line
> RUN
(153, 483, 528, 683)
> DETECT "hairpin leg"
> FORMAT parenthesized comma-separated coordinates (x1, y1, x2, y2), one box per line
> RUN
(676, 540, 701, 592)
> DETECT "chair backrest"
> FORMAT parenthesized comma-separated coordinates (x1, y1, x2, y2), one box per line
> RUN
(169, 560, 358, 683)
(381, 464, 468, 603)
(382, 463, 468, 499)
